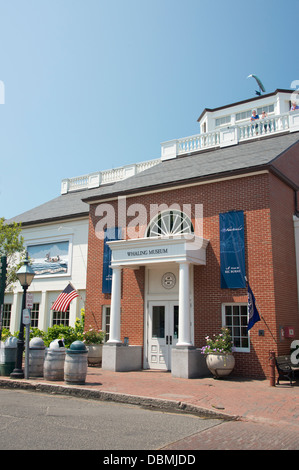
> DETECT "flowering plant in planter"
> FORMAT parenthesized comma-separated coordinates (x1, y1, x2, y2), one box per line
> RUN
(83, 327, 106, 345)
(201, 327, 235, 355)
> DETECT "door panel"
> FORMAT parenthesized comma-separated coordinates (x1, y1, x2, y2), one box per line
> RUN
(148, 301, 179, 370)
(149, 304, 167, 369)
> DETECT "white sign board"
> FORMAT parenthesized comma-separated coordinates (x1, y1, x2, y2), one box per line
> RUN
(22, 309, 31, 325)
(26, 293, 34, 309)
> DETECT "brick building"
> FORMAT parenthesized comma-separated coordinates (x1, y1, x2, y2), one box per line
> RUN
(6, 89, 299, 380)
(83, 89, 299, 379)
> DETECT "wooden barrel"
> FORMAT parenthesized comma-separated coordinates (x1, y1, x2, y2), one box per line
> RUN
(29, 337, 45, 377)
(0, 337, 18, 376)
(43, 341, 65, 381)
(64, 341, 88, 385)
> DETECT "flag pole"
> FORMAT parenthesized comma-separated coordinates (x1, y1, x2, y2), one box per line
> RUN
(77, 293, 102, 331)
(255, 304, 278, 345)
(52, 284, 102, 331)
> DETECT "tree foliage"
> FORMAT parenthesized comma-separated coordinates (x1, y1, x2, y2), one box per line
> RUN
(0, 217, 26, 290)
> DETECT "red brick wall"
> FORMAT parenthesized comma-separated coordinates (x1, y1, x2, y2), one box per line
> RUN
(271, 140, 299, 187)
(191, 173, 275, 378)
(85, 201, 146, 344)
(269, 173, 299, 354)
(85, 169, 299, 379)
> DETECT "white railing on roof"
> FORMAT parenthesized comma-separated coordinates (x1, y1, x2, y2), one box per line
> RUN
(61, 158, 160, 194)
(177, 131, 220, 155)
(161, 110, 299, 161)
(238, 112, 290, 141)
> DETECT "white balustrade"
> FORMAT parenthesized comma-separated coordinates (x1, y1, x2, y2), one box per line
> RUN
(68, 175, 89, 191)
(238, 112, 290, 142)
(61, 111, 298, 195)
(61, 159, 160, 194)
(101, 167, 125, 185)
(161, 111, 298, 161)
(136, 159, 160, 173)
(177, 131, 220, 155)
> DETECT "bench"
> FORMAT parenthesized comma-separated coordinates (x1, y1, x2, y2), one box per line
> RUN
(275, 355, 299, 386)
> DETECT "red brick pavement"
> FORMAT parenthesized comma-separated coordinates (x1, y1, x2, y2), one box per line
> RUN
(1, 368, 299, 450)
(161, 420, 299, 450)
(85, 369, 299, 425)
(2, 368, 298, 426)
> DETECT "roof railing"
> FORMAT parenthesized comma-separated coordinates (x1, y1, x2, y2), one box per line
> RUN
(161, 110, 299, 161)
(61, 158, 160, 194)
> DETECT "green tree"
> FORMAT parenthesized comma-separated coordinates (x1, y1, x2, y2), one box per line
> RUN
(0, 217, 26, 290)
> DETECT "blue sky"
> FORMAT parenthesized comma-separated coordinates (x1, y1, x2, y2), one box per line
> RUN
(0, 0, 298, 220)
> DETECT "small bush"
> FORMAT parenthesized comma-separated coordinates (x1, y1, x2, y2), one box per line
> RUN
(43, 325, 80, 348)
(1, 308, 86, 349)
(0, 328, 12, 342)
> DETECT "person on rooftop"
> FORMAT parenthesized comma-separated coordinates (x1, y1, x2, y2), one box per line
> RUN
(251, 109, 259, 135)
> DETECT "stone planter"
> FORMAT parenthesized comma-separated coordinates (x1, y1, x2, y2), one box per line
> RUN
(87, 343, 103, 367)
(206, 353, 235, 378)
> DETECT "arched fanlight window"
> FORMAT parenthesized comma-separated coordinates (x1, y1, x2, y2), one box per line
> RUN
(146, 210, 194, 238)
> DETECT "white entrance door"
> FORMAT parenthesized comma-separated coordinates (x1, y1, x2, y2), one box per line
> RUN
(148, 301, 179, 370)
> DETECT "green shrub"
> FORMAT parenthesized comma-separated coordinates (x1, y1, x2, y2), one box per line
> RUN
(30, 328, 46, 340)
(1, 309, 86, 349)
(43, 325, 79, 348)
(74, 308, 85, 340)
(83, 328, 106, 345)
(0, 328, 12, 342)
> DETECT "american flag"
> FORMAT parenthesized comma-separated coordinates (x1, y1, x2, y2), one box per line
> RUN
(51, 283, 79, 312)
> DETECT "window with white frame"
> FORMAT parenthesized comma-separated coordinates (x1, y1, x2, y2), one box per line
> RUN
(2, 304, 11, 329)
(146, 210, 194, 238)
(256, 104, 274, 115)
(222, 303, 249, 352)
(102, 305, 110, 342)
(31, 303, 40, 328)
(236, 104, 274, 122)
(235, 110, 252, 121)
(215, 115, 231, 127)
(52, 307, 70, 326)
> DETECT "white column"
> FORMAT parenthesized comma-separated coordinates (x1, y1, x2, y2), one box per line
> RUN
(177, 262, 192, 346)
(39, 291, 48, 331)
(107, 266, 122, 343)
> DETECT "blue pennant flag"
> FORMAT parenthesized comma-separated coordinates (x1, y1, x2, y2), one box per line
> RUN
(247, 282, 261, 331)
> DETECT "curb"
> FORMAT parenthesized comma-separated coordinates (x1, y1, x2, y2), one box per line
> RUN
(0, 378, 237, 422)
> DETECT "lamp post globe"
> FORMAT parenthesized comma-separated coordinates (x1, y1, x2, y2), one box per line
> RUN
(10, 253, 35, 379)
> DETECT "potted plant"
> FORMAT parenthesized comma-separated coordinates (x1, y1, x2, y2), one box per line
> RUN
(201, 327, 235, 378)
(83, 327, 106, 367)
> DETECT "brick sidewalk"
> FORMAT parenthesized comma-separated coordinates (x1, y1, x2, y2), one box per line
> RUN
(86, 369, 299, 425)
(161, 420, 299, 450)
(1, 368, 299, 427)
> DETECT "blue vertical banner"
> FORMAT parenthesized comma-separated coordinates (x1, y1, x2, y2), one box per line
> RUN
(219, 210, 246, 289)
(102, 227, 122, 294)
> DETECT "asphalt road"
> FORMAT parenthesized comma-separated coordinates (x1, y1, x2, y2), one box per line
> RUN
(0, 389, 223, 451)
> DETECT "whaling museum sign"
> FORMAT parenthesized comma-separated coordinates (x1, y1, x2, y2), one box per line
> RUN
(127, 248, 168, 257)
(107, 234, 209, 268)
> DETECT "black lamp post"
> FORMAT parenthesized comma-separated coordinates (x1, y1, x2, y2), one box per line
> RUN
(10, 253, 35, 379)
